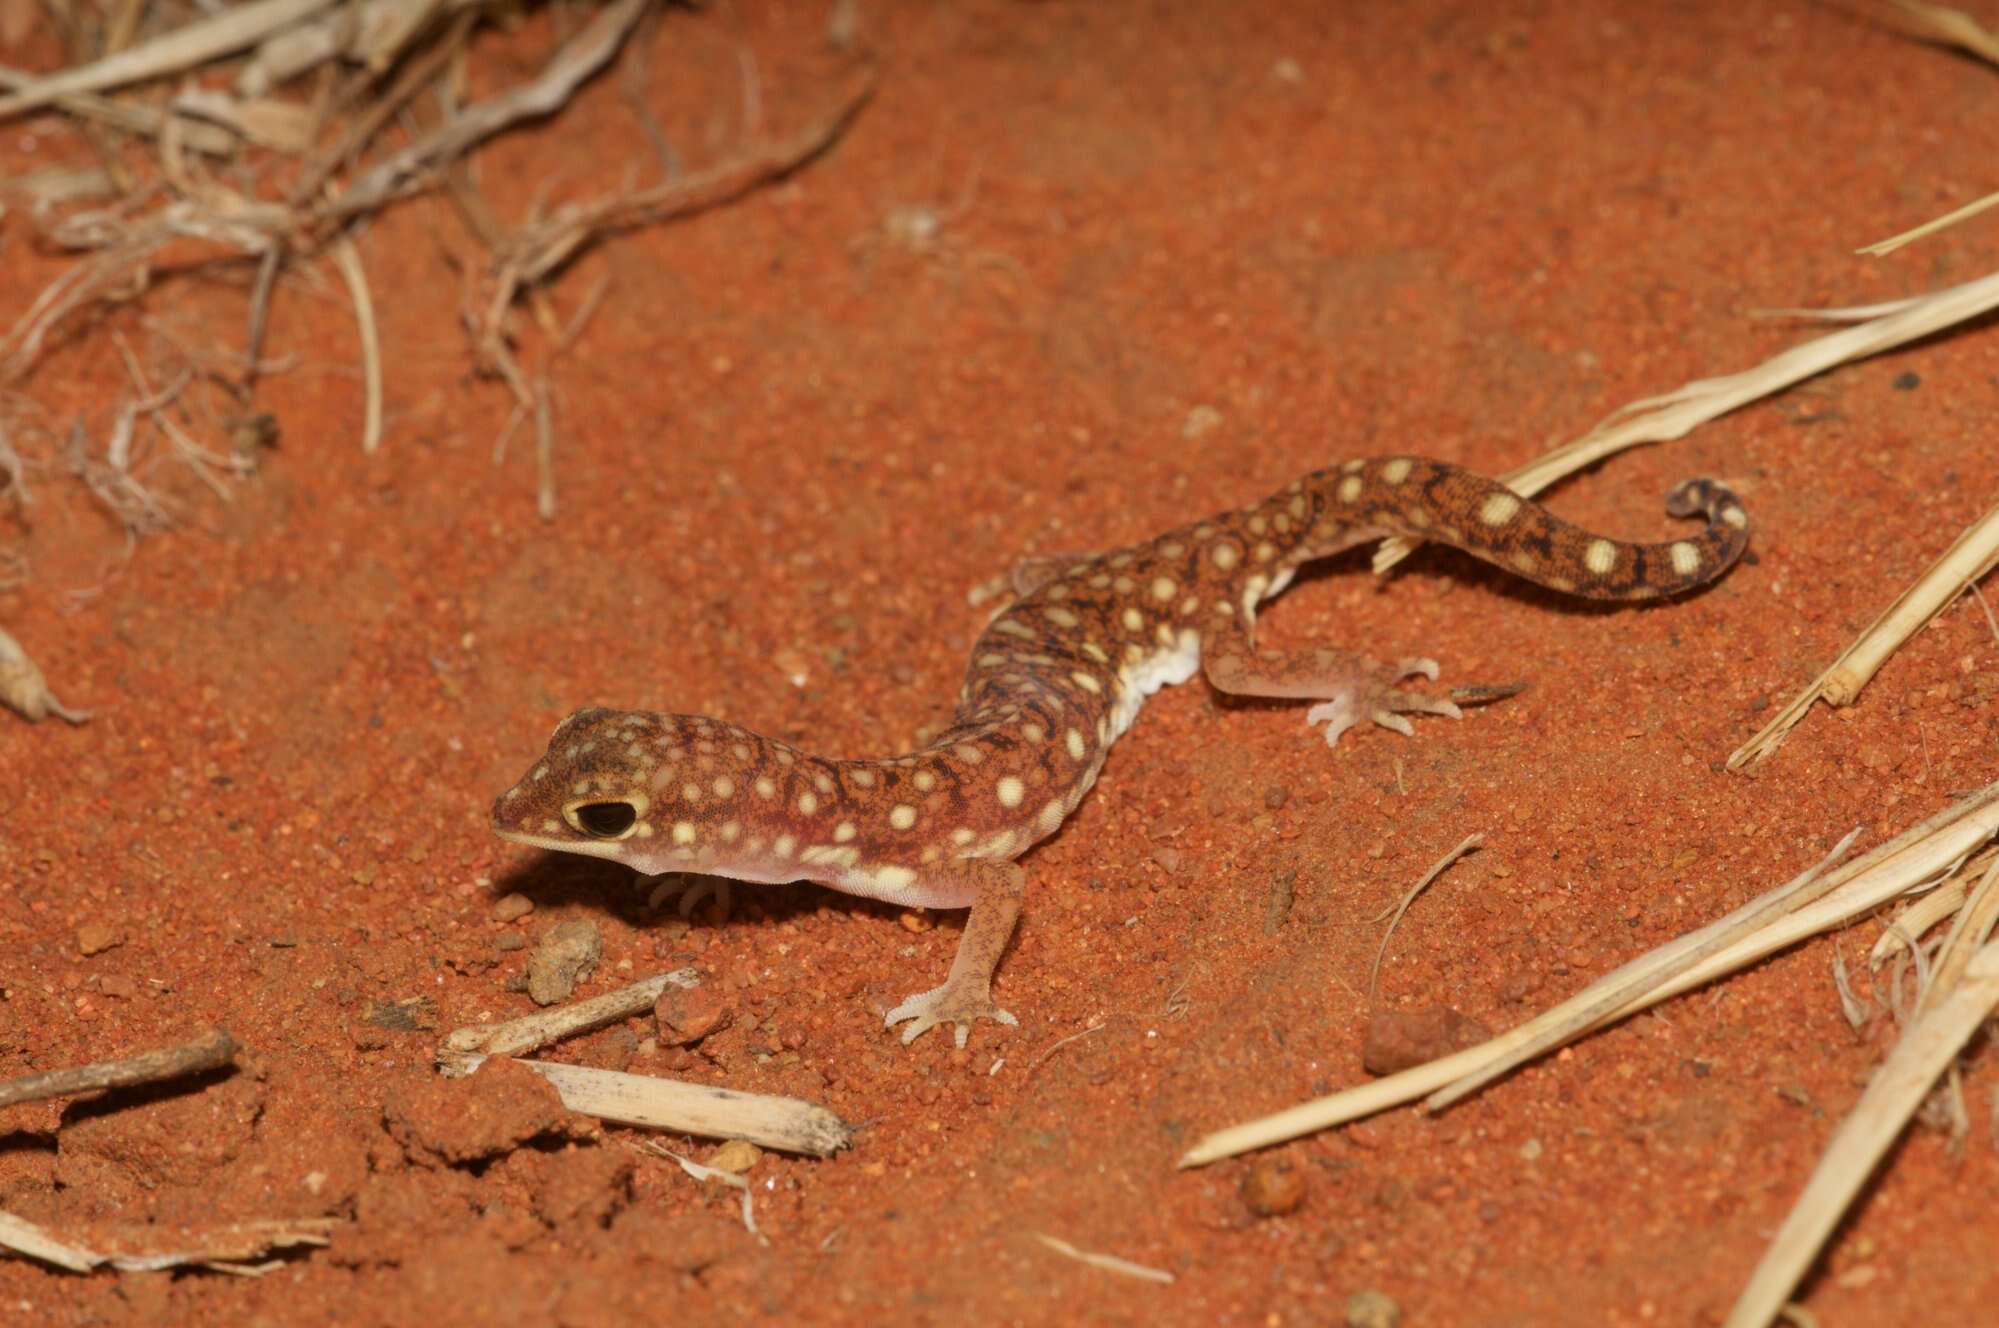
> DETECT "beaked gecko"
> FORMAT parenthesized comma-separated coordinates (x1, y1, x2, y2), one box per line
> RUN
(492, 457, 1749, 1045)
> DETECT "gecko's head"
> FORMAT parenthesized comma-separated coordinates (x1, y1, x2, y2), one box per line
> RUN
(490, 707, 698, 874)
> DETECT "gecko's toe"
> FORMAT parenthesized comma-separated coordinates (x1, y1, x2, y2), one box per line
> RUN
(1378, 691, 1463, 723)
(1306, 697, 1363, 746)
(1371, 710, 1416, 737)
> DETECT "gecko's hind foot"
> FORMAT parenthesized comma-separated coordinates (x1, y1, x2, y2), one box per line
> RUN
(885, 980, 1018, 1048)
(1305, 657, 1463, 747)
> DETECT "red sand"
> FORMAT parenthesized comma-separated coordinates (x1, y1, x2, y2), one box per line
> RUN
(3, 2, 1997, 1323)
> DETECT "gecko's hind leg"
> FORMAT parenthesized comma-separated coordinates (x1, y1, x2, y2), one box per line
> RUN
(968, 550, 1103, 606)
(1205, 643, 1463, 747)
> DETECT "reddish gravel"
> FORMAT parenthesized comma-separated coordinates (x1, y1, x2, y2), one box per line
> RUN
(2, 2, 1997, 1324)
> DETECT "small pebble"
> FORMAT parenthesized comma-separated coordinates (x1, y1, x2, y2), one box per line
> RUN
(1181, 404, 1223, 440)
(1240, 1157, 1306, 1217)
(772, 646, 811, 685)
(590, 1025, 639, 1072)
(1345, 1289, 1401, 1328)
(655, 980, 731, 1045)
(494, 932, 527, 952)
(76, 924, 121, 957)
(705, 1139, 762, 1174)
(491, 893, 534, 923)
(1360, 1005, 1493, 1075)
(525, 919, 602, 1005)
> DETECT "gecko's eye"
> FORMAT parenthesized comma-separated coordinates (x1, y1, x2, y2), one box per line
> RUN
(570, 801, 638, 839)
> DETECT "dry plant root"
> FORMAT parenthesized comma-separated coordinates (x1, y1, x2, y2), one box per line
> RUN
(0, 0, 875, 539)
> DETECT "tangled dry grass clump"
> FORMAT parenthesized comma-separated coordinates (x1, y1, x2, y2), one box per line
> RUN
(0, 0, 871, 548)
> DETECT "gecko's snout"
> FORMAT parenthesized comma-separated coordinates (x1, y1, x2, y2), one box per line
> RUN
(490, 784, 528, 834)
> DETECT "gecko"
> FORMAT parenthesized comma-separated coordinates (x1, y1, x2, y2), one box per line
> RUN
(492, 456, 1749, 1046)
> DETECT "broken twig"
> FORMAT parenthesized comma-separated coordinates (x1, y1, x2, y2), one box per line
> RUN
(312, 0, 649, 226)
(1369, 833, 1482, 1002)
(1181, 786, 1999, 1166)
(437, 969, 699, 1073)
(508, 1059, 851, 1157)
(1725, 940, 1999, 1328)
(1032, 1232, 1175, 1285)
(1731, 496, 1999, 769)
(0, 0, 341, 121)
(0, 1027, 236, 1108)
(0, 1210, 332, 1274)
(639, 1143, 766, 1243)
(439, 971, 848, 1154)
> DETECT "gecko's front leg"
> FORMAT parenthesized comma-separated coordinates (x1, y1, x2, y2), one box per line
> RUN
(884, 858, 1024, 1047)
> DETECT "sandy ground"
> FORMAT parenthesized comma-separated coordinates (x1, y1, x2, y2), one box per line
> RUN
(3, 1, 1998, 1323)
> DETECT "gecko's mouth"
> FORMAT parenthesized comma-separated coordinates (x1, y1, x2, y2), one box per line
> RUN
(564, 799, 641, 840)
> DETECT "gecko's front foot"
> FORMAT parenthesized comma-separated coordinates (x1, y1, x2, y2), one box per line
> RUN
(885, 979, 1018, 1048)
(1305, 656, 1463, 747)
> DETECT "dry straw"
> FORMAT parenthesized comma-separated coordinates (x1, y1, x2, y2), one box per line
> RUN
(1369, 3, 1999, 775)
(439, 970, 853, 1156)
(1181, 783, 1999, 1167)
(1196, 37, 1999, 1300)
